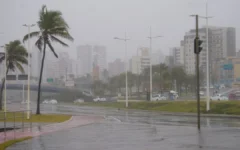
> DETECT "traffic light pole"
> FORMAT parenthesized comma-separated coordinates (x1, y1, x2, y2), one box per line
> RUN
(195, 15, 201, 131)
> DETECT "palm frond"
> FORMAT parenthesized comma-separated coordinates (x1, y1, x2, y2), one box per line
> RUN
(23, 31, 41, 43)
(51, 31, 74, 41)
(50, 35, 68, 47)
(15, 62, 25, 73)
(35, 36, 43, 51)
(46, 40, 58, 58)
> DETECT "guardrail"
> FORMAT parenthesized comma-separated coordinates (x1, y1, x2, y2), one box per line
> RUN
(0, 110, 32, 140)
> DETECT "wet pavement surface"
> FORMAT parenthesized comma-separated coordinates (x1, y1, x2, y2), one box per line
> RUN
(6, 104, 240, 150)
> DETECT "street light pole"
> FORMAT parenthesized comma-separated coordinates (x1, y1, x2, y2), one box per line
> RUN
(23, 24, 35, 119)
(199, 2, 213, 111)
(147, 28, 162, 101)
(114, 34, 130, 107)
(0, 45, 7, 112)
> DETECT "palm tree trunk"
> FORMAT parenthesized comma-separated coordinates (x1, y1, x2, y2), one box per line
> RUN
(36, 43, 46, 115)
(0, 68, 9, 110)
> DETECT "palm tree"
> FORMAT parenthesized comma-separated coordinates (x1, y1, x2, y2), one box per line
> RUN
(0, 40, 28, 110)
(23, 5, 73, 114)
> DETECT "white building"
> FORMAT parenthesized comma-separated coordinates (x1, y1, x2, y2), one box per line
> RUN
(77, 45, 92, 76)
(93, 45, 107, 73)
(129, 47, 150, 74)
(170, 47, 184, 66)
(182, 26, 236, 75)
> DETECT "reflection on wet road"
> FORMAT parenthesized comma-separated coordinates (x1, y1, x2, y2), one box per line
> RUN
(7, 104, 240, 150)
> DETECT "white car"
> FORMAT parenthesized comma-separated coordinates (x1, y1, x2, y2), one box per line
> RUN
(42, 99, 49, 104)
(21, 101, 31, 104)
(210, 94, 228, 101)
(152, 94, 167, 101)
(74, 99, 84, 103)
(49, 99, 58, 104)
(93, 97, 106, 102)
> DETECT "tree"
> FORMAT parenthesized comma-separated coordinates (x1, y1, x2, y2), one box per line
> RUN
(0, 40, 28, 110)
(23, 5, 73, 114)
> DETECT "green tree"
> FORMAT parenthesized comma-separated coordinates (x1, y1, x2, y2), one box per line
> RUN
(0, 40, 28, 110)
(23, 5, 73, 114)
(171, 66, 186, 96)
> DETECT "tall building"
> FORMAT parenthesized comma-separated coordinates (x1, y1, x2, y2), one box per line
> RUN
(183, 28, 207, 75)
(92, 45, 107, 80)
(170, 47, 184, 66)
(151, 50, 165, 65)
(129, 47, 150, 74)
(182, 26, 236, 75)
(77, 45, 92, 76)
(108, 58, 124, 77)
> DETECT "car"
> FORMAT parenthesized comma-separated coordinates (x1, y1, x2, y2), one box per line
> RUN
(42, 99, 49, 104)
(74, 99, 84, 103)
(93, 97, 106, 102)
(49, 99, 58, 104)
(21, 101, 31, 104)
(152, 94, 167, 101)
(210, 94, 228, 101)
(200, 91, 204, 96)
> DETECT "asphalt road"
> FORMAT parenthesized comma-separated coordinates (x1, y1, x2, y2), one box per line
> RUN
(6, 104, 240, 150)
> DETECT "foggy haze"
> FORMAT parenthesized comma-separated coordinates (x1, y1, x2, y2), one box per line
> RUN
(0, 0, 239, 62)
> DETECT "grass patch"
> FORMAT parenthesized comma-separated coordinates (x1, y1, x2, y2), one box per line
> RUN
(0, 136, 32, 150)
(0, 113, 71, 123)
(77, 101, 240, 115)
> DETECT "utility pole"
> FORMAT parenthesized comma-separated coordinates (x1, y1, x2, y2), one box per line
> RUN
(196, 15, 201, 131)
(191, 14, 203, 131)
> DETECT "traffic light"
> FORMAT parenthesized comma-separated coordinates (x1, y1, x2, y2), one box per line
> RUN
(194, 37, 203, 54)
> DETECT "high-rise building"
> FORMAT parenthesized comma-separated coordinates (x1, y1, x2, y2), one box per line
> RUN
(170, 47, 184, 66)
(77, 45, 92, 76)
(108, 58, 124, 77)
(129, 47, 150, 74)
(182, 26, 236, 75)
(92, 45, 107, 80)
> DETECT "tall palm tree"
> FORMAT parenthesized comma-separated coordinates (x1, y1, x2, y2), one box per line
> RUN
(23, 5, 73, 114)
(0, 40, 28, 110)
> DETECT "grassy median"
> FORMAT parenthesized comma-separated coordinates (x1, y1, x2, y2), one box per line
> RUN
(77, 101, 240, 115)
(0, 137, 32, 150)
(0, 113, 71, 123)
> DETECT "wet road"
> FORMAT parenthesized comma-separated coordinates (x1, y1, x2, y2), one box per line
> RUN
(7, 104, 240, 150)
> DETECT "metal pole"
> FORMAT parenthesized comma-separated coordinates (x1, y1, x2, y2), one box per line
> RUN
(27, 26, 31, 119)
(125, 32, 128, 108)
(149, 27, 152, 101)
(22, 83, 24, 102)
(206, 2, 210, 111)
(195, 15, 201, 130)
(4, 48, 7, 112)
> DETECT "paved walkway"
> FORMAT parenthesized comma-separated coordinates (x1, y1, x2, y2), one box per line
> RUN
(0, 115, 103, 143)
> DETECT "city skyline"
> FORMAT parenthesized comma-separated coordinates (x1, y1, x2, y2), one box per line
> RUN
(1, 0, 240, 62)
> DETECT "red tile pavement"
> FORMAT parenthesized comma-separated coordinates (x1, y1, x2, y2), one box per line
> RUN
(0, 115, 103, 143)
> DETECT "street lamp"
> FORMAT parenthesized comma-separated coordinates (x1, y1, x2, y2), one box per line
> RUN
(199, 2, 213, 112)
(0, 45, 7, 112)
(147, 27, 163, 101)
(23, 24, 35, 119)
(114, 33, 130, 107)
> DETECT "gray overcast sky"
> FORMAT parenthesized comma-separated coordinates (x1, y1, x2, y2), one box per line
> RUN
(0, 0, 239, 62)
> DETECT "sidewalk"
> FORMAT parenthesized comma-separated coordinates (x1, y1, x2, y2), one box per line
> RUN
(0, 115, 103, 143)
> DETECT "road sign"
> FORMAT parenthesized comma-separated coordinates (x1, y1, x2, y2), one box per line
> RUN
(6, 75, 17, 80)
(223, 64, 233, 70)
(18, 74, 28, 80)
(47, 78, 54, 83)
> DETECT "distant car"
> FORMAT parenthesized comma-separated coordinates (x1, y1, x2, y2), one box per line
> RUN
(200, 91, 204, 96)
(74, 99, 84, 103)
(21, 101, 31, 104)
(49, 99, 58, 104)
(219, 84, 225, 89)
(152, 94, 167, 101)
(210, 94, 228, 101)
(93, 97, 106, 102)
(42, 99, 49, 104)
